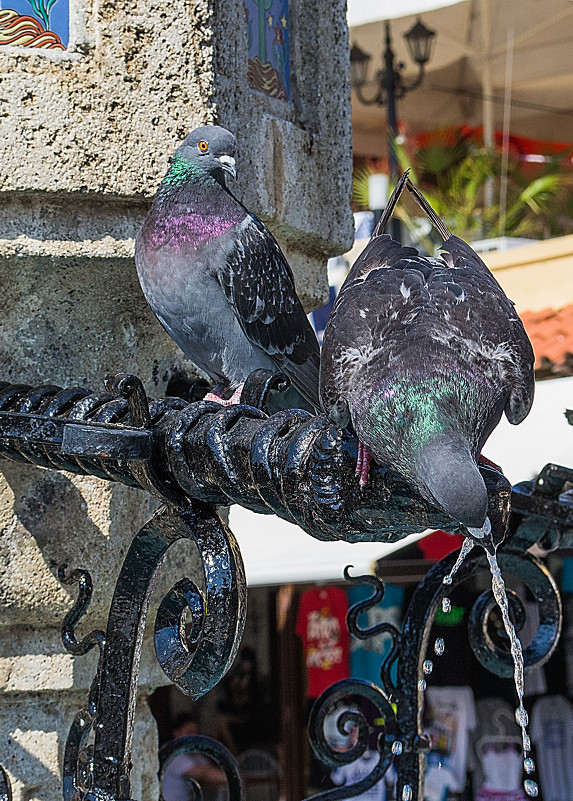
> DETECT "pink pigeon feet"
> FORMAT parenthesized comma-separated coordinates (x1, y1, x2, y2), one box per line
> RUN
(478, 453, 503, 473)
(203, 384, 244, 406)
(356, 441, 373, 487)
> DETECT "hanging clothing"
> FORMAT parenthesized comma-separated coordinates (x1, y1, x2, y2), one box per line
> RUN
(476, 788, 527, 801)
(331, 751, 395, 801)
(423, 685, 477, 797)
(296, 586, 350, 698)
(530, 694, 573, 801)
(348, 582, 403, 687)
(470, 697, 525, 801)
(475, 748, 526, 801)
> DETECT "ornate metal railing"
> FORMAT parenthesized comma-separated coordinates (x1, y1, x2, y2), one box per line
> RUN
(0, 371, 570, 801)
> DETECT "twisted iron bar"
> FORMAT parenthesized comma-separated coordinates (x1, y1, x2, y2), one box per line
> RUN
(0, 371, 511, 547)
(0, 371, 571, 801)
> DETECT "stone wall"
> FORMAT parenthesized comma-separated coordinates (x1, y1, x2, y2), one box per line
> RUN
(0, 0, 353, 798)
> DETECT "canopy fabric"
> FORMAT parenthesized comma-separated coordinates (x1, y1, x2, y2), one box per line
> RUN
(229, 505, 430, 586)
(350, 0, 573, 152)
(347, 0, 463, 27)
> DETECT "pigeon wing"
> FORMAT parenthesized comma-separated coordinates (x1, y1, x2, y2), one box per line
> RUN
(321, 238, 429, 415)
(334, 234, 421, 300)
(439, 237, 535, 424)
(322, 235, 534, 428)
(219, 213, 321, 410)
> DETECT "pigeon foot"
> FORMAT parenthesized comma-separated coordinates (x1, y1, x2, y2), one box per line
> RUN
(478, 453, 503, 473)
(356, 442, 373, 487)
(204, 384, 244, 406)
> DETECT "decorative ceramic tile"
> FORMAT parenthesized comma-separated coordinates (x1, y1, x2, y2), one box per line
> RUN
(0, 0, 67, 49)
(245, 0, 289, 101)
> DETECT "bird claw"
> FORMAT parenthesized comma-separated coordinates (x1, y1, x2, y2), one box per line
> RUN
(356, 442, 372, 487)
(203, 384, 244, 407)
(478, 453, 503, 473)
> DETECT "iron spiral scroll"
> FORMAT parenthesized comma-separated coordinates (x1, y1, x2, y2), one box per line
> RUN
(0, 370, 569, 801)
(307, 542, 561, 801)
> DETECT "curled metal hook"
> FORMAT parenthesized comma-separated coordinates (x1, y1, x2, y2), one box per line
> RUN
(306, 678, 397, 801)
(58, 565, 106, 657)
(344, 568, 401, 700)
(159, 735, 244, 801)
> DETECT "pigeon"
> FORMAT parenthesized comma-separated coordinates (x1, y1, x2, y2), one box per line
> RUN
(135, 125, 320, 413)
(319, 172, 535, 531)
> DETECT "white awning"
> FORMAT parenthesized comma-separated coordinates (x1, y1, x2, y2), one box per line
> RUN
(349, 0, 573, 148)
(229, 505, 430, 587)
(348, 0, 464, 27)
(484, 375, 573, 485)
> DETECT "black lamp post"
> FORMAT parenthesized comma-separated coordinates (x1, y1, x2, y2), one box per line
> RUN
(350, 18, 436, 185)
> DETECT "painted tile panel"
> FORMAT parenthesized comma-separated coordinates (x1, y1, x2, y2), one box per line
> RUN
(245, 0, 289, 101)
(0, 0, 67, 49)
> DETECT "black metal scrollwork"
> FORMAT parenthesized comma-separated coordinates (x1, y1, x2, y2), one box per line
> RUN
(306, 678, 397, 801)
(304, 533, 564, 801)
(0, 371, 570, 801)
(0, 766, 12, 801)
(59, 501, 246, 801)
(394, 543, 561, 801)
(159, 735, 243, 801)
(345, 568, 401, 701)
(467, 550, 561, 678)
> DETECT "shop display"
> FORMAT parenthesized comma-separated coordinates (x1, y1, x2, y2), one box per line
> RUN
(471, 698, 526, 801)
(296, 586, 350, 697)
(530, 694, 573, 801)
(423, 685, 477, 800)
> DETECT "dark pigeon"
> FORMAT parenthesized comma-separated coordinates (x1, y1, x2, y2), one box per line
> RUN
(135, 125, 320, 413)
(319, 173, 535, 532)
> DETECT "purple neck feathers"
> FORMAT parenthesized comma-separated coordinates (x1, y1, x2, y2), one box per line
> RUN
(143, 185, 244, 250)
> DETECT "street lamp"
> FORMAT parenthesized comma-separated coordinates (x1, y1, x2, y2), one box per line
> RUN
(350, 18, 436, 182)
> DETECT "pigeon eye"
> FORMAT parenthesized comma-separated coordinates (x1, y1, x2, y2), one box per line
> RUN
(198, 140, 209, 152)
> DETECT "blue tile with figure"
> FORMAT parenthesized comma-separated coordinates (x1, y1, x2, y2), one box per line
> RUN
(245, 0, 289, 101)
(0, 0, 67, 49)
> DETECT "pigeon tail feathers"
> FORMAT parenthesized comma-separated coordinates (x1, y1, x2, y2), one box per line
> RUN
(406, 179, 452, 241)
(371, 170, 410, 239)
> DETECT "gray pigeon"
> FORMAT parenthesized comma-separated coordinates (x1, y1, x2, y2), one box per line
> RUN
(135, 125, 320, 412)
(319, 173, 535, 531)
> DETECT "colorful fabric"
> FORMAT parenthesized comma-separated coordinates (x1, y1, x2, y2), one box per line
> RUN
(296, 586, 350, 698)
(530, 695, 573, 801)
(423, 685, 477, 795)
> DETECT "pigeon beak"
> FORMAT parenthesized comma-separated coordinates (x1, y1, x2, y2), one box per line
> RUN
(218, 155, 237, 180)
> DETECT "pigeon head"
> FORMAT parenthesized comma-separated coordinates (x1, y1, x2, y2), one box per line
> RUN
(171, 125, 237, 186)
(413, 436, 488, 529)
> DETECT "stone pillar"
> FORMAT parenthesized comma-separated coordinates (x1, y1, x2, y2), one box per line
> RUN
(0, 0, 353, 798)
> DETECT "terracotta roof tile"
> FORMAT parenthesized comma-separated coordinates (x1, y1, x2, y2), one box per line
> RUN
(520, 305, 573, 378)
